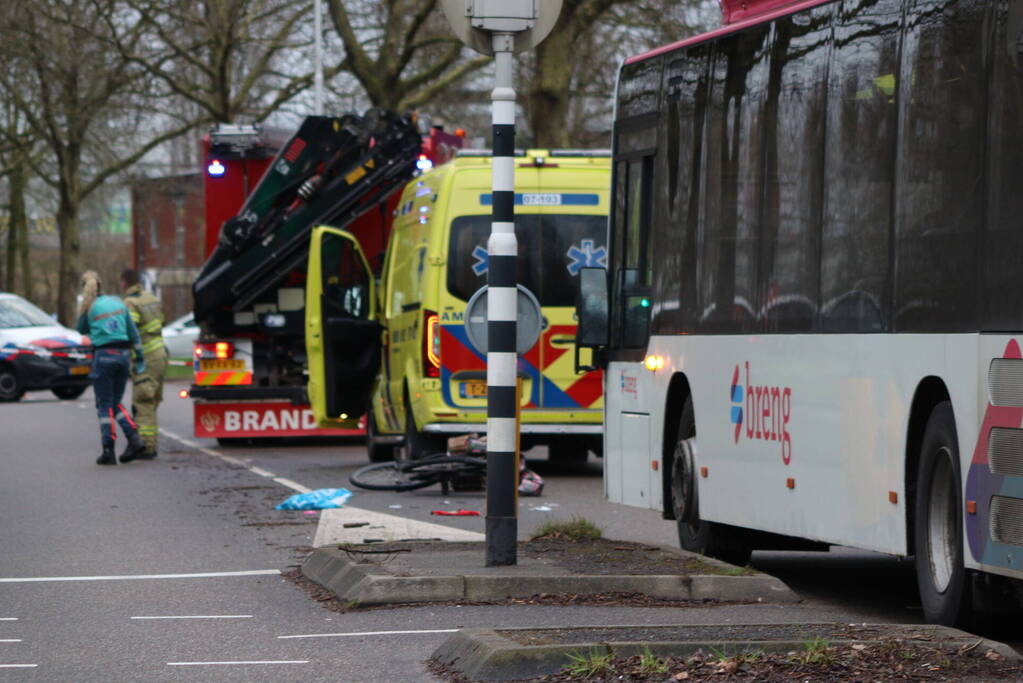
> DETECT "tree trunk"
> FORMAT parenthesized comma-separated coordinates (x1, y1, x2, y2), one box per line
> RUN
(56, 156, 82, 326)
(3, 213, 12, 292)
(526, 20, 575, 149)
(8, 158, 30, 297)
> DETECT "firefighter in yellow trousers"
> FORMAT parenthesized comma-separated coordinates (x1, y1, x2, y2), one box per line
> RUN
(120, 269, 166, 460)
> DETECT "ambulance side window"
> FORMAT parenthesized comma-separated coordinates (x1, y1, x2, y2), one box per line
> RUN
(321, 233, 369, 319)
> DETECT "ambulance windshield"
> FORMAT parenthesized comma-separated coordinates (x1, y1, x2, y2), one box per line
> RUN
(447, 214, 608, 306)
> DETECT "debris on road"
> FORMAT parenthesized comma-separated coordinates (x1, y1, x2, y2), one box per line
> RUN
(431, 509, 481, 516)
(275, 488, 352, 510)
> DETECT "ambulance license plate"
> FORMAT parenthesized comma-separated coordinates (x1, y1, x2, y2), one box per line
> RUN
(70, 365, 91, 375)
(462, 380, 487, 398)
(200, 359, 245, 371)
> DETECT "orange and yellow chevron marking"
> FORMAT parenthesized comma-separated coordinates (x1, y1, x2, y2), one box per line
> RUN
(194, 371, 253, 386)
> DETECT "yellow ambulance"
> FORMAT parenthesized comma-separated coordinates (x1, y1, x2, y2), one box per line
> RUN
(365, 150, 610, 462)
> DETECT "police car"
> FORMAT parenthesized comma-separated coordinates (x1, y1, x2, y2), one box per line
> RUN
(0, 292, 92, 401)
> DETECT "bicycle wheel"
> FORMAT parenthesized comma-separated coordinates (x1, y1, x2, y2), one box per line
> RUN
(349, 461, 440, 491)
(349, 455, 486, 491)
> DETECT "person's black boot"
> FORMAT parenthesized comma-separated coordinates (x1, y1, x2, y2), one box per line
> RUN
(137, 449, 157, 460)
(119, 435, 146, 463)
(96, 446, 116, 466)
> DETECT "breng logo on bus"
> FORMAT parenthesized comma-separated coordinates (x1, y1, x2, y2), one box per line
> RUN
(729, 362, 792, 464)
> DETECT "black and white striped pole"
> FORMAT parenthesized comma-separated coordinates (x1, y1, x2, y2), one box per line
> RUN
(485, 33, 519, 565)
(441, 0, 564, 567)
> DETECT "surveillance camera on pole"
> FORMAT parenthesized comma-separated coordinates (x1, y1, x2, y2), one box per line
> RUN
(440, 0, 563, 567)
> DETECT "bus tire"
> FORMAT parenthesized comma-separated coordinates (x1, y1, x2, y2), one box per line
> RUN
(672, 397, 752, 566)
(914, 401, 970, 626)
(366, 411, 395, 463)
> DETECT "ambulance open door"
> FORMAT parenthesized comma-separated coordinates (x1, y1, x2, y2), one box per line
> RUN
(305, 226, 381, 428)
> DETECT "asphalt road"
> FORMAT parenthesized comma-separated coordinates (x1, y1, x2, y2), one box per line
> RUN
(1, 381, 1018, 681)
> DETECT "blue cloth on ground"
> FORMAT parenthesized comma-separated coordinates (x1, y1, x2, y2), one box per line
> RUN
(275, 488, 352, 510)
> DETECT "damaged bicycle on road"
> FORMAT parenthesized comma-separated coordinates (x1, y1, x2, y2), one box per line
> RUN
(348, 434, 544, 496)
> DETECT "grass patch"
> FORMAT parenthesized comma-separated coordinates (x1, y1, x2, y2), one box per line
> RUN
(562, 650, 613, 678)
(637, 647, 669, 675)
(792, 637, 835, 666)
(529, 516, 603, 541)
(723, 564, 756, 576)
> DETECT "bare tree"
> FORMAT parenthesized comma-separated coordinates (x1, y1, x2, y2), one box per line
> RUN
(526, 0, 718, 147)
(0, 0, 199, 324)
(106, 0, 325, 124)
(325, 0, 491, 111)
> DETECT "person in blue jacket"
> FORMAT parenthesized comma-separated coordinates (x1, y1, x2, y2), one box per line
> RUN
(76, 271, 148, 465)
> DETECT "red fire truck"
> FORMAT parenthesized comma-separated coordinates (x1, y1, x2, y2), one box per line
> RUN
(190, 110, 463, 442)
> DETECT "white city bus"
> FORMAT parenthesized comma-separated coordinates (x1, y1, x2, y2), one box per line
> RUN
(576, 0, 1023, 626)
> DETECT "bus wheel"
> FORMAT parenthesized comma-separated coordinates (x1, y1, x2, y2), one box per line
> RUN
(672, 397, 751, 566)
(915, 401, 970, 626)
(366, 411, 395, 463)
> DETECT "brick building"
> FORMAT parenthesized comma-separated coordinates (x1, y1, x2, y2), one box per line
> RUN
(130, 173, 204, 321)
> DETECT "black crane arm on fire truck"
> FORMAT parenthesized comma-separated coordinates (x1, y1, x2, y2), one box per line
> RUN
(192, 109, 421, 326)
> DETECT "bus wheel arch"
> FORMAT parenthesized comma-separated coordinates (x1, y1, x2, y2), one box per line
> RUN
(664, 381, 752, 566)
(661, 373, 692, 521)
(905, 377, 951, 557)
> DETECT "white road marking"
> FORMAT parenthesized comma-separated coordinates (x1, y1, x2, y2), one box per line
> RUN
(272, 477, 311, 493)
(160, 428, 309, 493)
(159, 427, 485, 544)
(167, 660, 308, 666)
(0, 618, 17, 621)
(0, 569, 280, 583)
(313, 507, 484, 546)
(0, 664, 36, 668)
(131, 615, 253, 620)
(0, 639, 23, 642)
(278, 628, 458, 640)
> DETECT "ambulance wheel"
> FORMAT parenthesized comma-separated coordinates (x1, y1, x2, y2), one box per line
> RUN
(366, 411, 395, 463)
(404, 397, 445, 461)
(671, 397, 751, 566)
(0, 365, 24, 401)
(915, 401, 970, 626)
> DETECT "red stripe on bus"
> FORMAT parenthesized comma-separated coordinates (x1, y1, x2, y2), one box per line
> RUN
(624, 0, 835, 65)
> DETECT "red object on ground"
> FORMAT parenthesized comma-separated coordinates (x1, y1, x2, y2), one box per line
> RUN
(430, 509, 481, 516)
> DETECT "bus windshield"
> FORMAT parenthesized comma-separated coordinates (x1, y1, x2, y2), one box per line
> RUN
(447, 214, 607, 306)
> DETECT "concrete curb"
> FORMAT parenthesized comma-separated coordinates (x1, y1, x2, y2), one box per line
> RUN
(301, 545, 798, 606)
(430, 624, 1022, 682)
